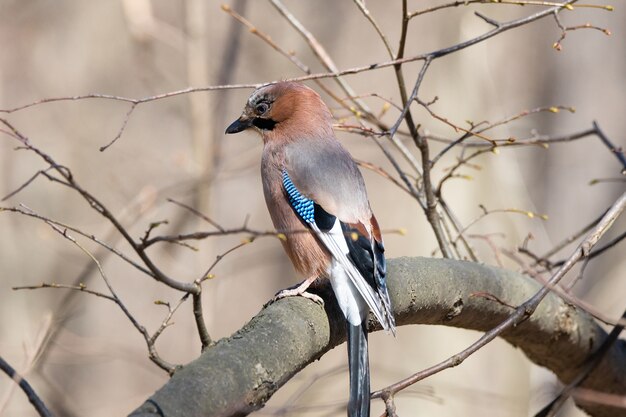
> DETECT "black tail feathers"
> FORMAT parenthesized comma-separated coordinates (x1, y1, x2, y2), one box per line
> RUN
(347, 319, 370, 417)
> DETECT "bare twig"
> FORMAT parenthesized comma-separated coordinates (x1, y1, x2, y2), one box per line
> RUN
(1, 168, 53, 201)
(426, 126, 597, 149)
(0, 0, 582, 118)
(431, 106, 577, 165)
(440, 200, 479, 262)
(355, 159, 412, 196)
(452, 205, 547, 245)
(373, 190, 626, 398)
(470, 291, 517, 310)
(552, 11, 611, 52)
(417, 97, 497, 145)
(467, 233, 506, 267)
(99, 102, 137, 151)
(167, 198, 225, 231)
(191, 238, 273, 350)
(475, 11, 501, 28)
(149, 295, 190, 346)
(0, 85, 258, 114)
(138, 225, 290, 249)
(221, 4, 310, 74)
(408, 0, 611, 19)
(0, 0, 577, 172)
(268, 0, 371, 114)
(193, 292, 212, 350)
(0, 356, 53, 417)
(388, 57, 432, 139)
(593, 121, 626, 173)
(0, 118, 198, 294)
(352, 0, 395, 58)
(382, 391, 399, 417)
(199, 241, 252, 283)
(15, 207, 178, 373)
(544, 229, 626, 269)
(1, 205, 153, 276)
(536, 309, 626, 417)
(531, 275, 626, 327)
(388, 56, 455, 259)
(267, 0, 426, 180)
(13, 283, 117, 302)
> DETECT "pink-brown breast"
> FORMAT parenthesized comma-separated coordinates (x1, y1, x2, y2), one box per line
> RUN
(261, 143, 331, 278)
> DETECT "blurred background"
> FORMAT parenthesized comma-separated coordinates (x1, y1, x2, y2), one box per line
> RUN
(0, 1, 624, 416)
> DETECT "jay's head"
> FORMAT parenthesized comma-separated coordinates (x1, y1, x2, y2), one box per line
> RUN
(225, 81, 333, 141)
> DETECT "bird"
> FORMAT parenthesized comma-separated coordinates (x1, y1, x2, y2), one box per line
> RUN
(225, 81, 395, 417)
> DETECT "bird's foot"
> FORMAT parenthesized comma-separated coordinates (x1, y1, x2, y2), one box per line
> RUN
(274, 288, 324, 305)
(271, 276, 324, 305)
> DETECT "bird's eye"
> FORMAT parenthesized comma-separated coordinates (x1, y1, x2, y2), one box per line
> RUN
(255, 101, 270, 115)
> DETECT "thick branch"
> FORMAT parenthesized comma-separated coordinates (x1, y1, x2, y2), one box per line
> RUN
(130, 257, 626, 417)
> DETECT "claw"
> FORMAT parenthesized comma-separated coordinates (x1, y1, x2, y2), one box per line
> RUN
(274, 288, 324, 305)
(270, 276, 324, 305)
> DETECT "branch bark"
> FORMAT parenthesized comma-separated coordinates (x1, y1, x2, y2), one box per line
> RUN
(129, 257, 626, 417)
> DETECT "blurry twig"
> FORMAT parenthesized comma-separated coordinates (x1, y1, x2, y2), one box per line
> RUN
(550, 229, 626, 268)
(167, 198, 224, 231)
(121, 0, 186, 49)
(355, 159, 412, 196)
(536, 309, 626, 417)
(0, 356, 53, 417)
(520, 229, 626, 270)
(467, 233, 506, 267)
(440, 200, 479, 261)
(221, 4, 310, 74)
(0, 315, 53, 416)
(352, 0, 395, 58)
(453, 205, 547, 245)
(593, 121, 626, 173)
(572, 388, 626, 409)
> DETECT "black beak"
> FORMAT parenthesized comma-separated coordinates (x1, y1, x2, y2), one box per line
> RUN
(225, 117, 251, 134)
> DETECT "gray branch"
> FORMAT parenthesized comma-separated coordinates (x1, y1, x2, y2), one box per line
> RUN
(129, 257, 626, 417)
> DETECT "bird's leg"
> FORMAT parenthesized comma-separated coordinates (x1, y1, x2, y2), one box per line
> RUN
(273, 275, 324, 305)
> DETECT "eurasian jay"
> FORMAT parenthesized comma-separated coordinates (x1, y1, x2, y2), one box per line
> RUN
(226, 81, 395, 417)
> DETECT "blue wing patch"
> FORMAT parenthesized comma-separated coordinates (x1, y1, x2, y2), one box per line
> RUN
(282, 170, 315, 223)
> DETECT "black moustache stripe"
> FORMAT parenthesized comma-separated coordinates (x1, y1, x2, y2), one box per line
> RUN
(252, 118, 277, 131)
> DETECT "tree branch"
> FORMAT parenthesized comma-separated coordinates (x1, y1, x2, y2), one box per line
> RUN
(129, 257, 626, 417)
(0, 355, 53, 417)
